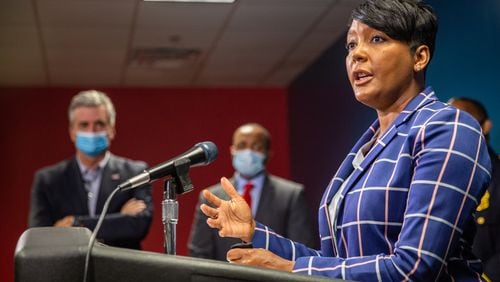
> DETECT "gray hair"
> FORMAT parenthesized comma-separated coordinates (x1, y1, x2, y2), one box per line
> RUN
(68, 90, 116, 126)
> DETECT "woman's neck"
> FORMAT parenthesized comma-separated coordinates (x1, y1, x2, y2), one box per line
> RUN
(377, 81, 424, 134)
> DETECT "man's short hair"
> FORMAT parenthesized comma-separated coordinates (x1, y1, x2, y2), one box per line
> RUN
(68, 90, 116, 126)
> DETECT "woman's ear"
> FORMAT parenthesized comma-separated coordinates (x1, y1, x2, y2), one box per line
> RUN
(413, 45, 430, 72)
(482, 119, 492, 136)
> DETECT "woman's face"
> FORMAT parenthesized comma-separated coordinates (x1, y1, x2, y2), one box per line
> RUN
(345, 20, 416, 112)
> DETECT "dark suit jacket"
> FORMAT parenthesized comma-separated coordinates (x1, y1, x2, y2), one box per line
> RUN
(473, 146, 500, 281)
(188, 173, 317, 261)
(28, 153, 153, 249)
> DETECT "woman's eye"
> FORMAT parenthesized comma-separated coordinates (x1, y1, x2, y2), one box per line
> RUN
(345, 41, 356, 51)
(372, 35, 385, 43)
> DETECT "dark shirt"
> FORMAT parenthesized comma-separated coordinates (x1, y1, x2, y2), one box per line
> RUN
(473, 146, 500, 281)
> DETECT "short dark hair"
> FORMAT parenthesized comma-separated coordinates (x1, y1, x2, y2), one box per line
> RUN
(448, 97, 489, 124)
(349, 0, 438, 60)
(233, 123, 271, 151)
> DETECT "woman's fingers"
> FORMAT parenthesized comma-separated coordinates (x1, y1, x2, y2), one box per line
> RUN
(226, 248, 295, 272)
(206, 217, 220, 229)
(202, 177, 237, 207)
(220, 177, 241, 199)
(226, 248, 245, 262)
(201, 177, 251, 237)
(200, 203, 218, 218)
(227, 248, 258, 265)
(202, 189, 221, 207)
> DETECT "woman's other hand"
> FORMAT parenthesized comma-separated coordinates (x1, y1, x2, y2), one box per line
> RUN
(227, 248, 294, 272)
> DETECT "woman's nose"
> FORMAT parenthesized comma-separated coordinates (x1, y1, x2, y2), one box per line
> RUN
(350, 44, 368, 63)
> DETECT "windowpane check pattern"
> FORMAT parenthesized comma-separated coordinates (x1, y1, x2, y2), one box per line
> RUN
(250, 87, 492, 281)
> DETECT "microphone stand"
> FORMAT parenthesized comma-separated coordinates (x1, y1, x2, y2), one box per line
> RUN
(162, 158, 194, 255)
(162, 179, 178, 255)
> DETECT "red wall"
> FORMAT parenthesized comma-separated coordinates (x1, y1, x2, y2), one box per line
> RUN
(0, 87, 290, 281)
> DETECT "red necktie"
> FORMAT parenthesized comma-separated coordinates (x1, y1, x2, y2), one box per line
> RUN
(243, 182, 253, 208)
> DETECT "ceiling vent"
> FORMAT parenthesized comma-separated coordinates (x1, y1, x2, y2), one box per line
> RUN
(129, 47, 201, 69)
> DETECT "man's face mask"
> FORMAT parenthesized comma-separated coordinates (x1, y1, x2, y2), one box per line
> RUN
(75, 131, 109, 157)
(232, 149, 266, 178)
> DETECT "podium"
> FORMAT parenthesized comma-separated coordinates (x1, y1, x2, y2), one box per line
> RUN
(15, 228, 339, 282)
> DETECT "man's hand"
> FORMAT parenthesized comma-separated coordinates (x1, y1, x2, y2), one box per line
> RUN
(200, 177, 255, 242)
(120, 198, 146, 215)
(54, 215, 74, 227)
(227, 248, 294, 272)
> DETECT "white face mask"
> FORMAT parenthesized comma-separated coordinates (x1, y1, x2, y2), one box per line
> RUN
(232, 149, 266, 178)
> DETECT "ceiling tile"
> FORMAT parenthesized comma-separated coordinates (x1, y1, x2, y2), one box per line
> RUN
(0, 46, 44, 65)
(0, 0, 356, 87)
(0, 0, 36, 26)
(133, 29, 214, 49)
(0, 26, 41, 48)
(227, 0, 332, 32)
(37, 0, 137, 28)
(124, 67, 196, 86)
(211, 30, 301, 54)
(136, 2, 233, 30)
(46, 47, 126, 68)
(49, 66, 121, 86)
(42, 27, 129, 48)
(0, 46, 46, 86)
(316, 0, 363, 32)
(198, 54, 276, 86)
(0, 68, 47, 86)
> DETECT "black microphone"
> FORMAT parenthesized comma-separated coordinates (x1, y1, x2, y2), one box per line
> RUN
(118, 141, 218, 191)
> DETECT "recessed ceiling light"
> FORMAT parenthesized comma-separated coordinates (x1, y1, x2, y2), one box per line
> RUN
(144, 0, 235, 3)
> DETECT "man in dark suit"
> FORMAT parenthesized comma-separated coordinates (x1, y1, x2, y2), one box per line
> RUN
(188, 123, 316, 261)
(28, 90, 153, 250)
(449, 97, 500, 281)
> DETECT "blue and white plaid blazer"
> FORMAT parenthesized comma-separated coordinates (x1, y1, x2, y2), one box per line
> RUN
(252, 87, 492, 281)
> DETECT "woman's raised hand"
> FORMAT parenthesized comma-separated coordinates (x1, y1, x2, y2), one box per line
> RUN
(200, 177, 255, 242)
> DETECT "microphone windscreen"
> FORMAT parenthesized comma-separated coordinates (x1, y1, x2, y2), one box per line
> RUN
(197, 141, 218, 164)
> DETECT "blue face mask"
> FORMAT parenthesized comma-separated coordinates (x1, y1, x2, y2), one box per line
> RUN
(75, 131, 109, 157)
(232, 149, 266, 178)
